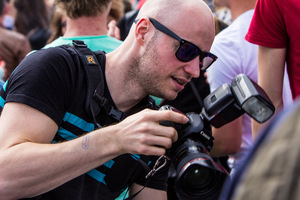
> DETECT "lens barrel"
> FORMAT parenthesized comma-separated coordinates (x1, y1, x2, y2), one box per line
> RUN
(172, 139, 228, 200)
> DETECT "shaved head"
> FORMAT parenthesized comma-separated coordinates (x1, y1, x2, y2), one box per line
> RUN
(135, 0, 215, 51)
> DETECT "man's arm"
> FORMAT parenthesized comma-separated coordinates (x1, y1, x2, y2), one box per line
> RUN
(252, 46, 287, 138)
(0, 103, 187, 199)
(210, 117, 243, 157)
(0, 103, 123, 199)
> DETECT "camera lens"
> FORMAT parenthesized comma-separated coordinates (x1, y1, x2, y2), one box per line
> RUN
(181, 162, 217, 195)
(181, 165, 212, 194)
(173, 140, 228, 200)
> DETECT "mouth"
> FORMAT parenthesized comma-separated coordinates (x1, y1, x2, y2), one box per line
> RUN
(172, 76, 190, 90)
(173, 77, 185, 86)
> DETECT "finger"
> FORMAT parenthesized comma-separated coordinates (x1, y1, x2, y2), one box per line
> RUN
(150, 125, 178, 142)
(140, 109, 188, 125)
(147, 135, 175, 149)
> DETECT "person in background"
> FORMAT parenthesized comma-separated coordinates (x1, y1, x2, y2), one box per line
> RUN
(245, 0, 300, 138)
(44, 0, 55, 19)
(108, 0, 125, 23)
(46, 5, 66, 44)
(107, 0, 127, 41)
(123, 0, 132, 13)
(0, 0, 31, 81)
(206, 0, 292, 175)
(0, 0, 216, 199)
(213, 0, 231, 25)
(2, 0, 14, 30)
(13, 0, 51, 50)
(44, 0, 122, 53)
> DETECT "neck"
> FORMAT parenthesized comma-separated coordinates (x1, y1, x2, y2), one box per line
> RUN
(228, 0, 256, 21)
(105, 41, 147, 112)
(63, 15, 108, 37)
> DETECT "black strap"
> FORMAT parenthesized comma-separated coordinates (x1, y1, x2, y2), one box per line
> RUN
(71, 40, 103, 128)
(70, 40, 127, 127)
(67, 41, 158, 198)
(190, 79, 204, 108)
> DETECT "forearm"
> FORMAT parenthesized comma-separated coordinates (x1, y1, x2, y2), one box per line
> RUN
(252, 46, 286, 138)
(0, 128, 120, 199)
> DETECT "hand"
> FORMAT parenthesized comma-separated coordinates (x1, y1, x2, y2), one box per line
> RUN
(112, 109, 188, 156)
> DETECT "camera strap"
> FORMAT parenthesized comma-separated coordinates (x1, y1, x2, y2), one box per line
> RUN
(190, 79, 204, 108)
(124, 155, 170, 200)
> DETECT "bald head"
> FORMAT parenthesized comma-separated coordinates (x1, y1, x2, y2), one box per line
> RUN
(135, 0, 215, 51)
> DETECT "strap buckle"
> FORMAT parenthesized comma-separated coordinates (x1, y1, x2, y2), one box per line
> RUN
(145, 155, 170, 179)
(72, 40, 88, 48)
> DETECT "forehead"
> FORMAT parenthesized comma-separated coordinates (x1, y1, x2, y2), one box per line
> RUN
(160, 6, 214, 51)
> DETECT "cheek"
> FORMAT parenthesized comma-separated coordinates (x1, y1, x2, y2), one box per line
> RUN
(155, 51, 178, 74)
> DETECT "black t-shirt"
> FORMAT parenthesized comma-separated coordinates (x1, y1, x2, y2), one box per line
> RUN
(0, 47, 169, 200)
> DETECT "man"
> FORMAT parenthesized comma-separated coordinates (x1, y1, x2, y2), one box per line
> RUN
(206, 0, 292, 174)
(0, 0, 216, 199)
(44, 0, 122, 52)
(0, 0, 31, 81)
(245, 0, 299, 137)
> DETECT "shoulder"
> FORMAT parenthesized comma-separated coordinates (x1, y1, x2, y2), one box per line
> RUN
(15, 46, 81, 81)
(26, 46, 75, 63)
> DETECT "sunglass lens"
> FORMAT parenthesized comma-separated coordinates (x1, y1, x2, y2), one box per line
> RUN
(176, 42, 199, 62)
(201, 56, 215, 70)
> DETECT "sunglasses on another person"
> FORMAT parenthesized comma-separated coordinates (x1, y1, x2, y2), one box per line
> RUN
(134, 18, 217, 70)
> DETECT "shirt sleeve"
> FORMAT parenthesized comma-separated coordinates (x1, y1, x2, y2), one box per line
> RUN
(245, 0, 288, 48)
(4, 47, 75, 126)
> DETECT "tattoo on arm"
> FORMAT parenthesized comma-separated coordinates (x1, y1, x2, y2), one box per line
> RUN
(82, 135, 89, 149)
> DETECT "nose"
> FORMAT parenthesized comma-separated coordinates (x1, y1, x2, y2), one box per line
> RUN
(184, 58, 200, 78)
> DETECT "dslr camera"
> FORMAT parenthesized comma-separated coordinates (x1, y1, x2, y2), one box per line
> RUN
(159, 74, 275, 200)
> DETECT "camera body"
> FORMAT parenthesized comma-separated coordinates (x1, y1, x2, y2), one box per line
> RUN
(159, 74, 275, 200)
(160, 105, 228, 200)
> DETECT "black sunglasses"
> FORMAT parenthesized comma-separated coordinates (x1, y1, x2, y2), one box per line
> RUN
(134, 18, 217, 70)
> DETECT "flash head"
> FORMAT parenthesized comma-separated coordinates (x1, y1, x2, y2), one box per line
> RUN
(202, 74, 275, 128)
(231, 74, 275, 123)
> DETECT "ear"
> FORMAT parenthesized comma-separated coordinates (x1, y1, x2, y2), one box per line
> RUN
(135, 18, 152, 45)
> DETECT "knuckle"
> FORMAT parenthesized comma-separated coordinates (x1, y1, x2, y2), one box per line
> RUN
(167, 127, 177, 138)
(137, 145, 149, 155)
(166, 139, 173, 149)
(138, 122, 151, 132)
(164, 110, 173, 119)
(138, 134, 148, 144)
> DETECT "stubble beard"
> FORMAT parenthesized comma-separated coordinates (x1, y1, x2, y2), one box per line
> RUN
(126, 36, 175, 100)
